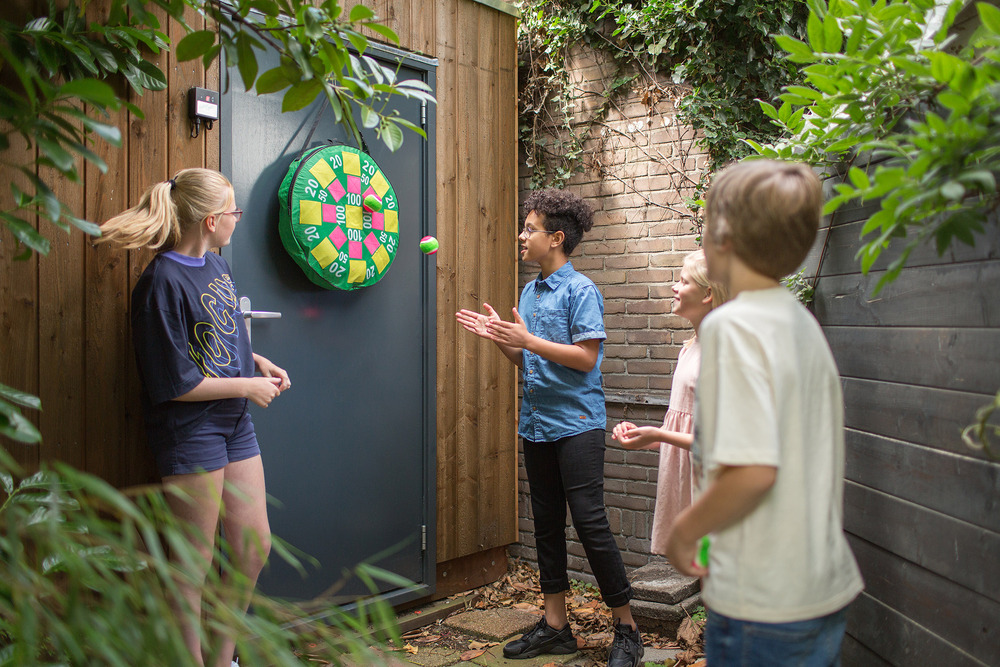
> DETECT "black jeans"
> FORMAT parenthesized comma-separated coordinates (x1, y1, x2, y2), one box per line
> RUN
(522, 429, 633, 609)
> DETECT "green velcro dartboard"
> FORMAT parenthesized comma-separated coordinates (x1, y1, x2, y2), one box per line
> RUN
(278, 144, 399, 290)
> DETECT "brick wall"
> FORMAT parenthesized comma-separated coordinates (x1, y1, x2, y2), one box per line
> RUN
(509, 46, 708, 584)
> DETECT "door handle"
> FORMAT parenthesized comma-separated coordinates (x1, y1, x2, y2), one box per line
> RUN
(240, 297, 281, 343)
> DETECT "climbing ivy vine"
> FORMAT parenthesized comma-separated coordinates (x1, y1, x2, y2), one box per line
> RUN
(516, 0, 810, 189)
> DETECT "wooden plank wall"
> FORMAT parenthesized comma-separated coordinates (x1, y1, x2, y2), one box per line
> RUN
(0, 0, 218, 489)
(805, 188, 1000, 666)
(1, 0, 519, 567)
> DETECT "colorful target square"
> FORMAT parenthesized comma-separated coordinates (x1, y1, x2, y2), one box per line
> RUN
(343, 151, 361, 176)
(299, 200, 322, 226)
(322, 203, 338, 223)
(348, 241, 362, 259)
(310, 238, 337, 268)
(371, 212, 384, 230)
(384, 209, 398, 233)
(348, 259, 366, 283)
(369, 171, 390, 197)
(327, 179, 346, 202)
(309, 159, 337, 189)
(363, 231, 380, 255)
(347, 175, 362, 195)
(372, 245, 390, 273)
(345, 205, 363, 229)
(328, 226, 347, 250)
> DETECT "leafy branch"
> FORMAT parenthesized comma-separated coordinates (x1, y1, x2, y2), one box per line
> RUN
(1, 0, 435, 261)
(515, 0, 809, 189)
(748, 0, 1000, 294)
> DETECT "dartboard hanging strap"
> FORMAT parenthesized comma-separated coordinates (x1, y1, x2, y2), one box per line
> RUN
(300, 94, 371, 155)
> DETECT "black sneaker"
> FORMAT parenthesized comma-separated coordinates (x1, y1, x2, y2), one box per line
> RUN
(502, 617, 577, 659)
(607, 620, 643, 667)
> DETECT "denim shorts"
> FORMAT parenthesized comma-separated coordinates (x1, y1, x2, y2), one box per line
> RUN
(705, 606, 849, 667)
(153, 401, 260, 477)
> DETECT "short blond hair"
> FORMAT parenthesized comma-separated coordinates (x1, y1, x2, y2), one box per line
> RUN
(97, 168, 233, 250)
(705, 160, 821, 280)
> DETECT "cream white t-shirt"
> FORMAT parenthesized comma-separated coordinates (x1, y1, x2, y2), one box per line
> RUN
(691, 286, 864, 623)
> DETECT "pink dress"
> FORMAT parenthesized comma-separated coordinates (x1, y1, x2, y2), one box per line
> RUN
(650, 339, 700, 556)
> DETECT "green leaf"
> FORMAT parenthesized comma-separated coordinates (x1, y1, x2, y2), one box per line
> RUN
(845, 14, 867, 55)
(978, 2, 1000, 34)
(0, 401, 42, 444)
(929, 51, 957, 84)
(392, 116, 426, 139)
(58, 79, 118, 107)
(937, 91, 971, 116)
(957, 169, 996, 193)
(940, 180, 965, 201)
(823, 15, 843, 53)
(0, 213, 51, 255)
(848, 166, 870, 190)
(63, 214, 101, 236)
(175, 30, 217, 62)
(236, 32, 259, 90)
(37, 137, 76, 173)
(281, 78, 323, 112)
(775, 34, 816, 62)
(349, 4, 376, 21)
(347, 31, 369, 55)
(0, 383, 42, 410)
(254, 67, 291, 95)
(360, 105, 379, 129)
(379, 119, 404, 151)
(807, 13, 826, 52)
(758, 100, 779, 120)
(366, 23, 400, 44)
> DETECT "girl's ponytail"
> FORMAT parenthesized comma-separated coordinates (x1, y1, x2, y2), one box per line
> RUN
(97, 169, 232, 251)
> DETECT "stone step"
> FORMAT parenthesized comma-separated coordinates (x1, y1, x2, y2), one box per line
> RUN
(630, 560, 702, 637)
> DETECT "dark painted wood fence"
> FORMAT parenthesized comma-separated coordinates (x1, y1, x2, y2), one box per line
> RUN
(804, 188, 1000, 666)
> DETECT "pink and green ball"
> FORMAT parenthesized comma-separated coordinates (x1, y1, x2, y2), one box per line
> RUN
(420, 236, 439, 255)
(363, 194, 383, 212)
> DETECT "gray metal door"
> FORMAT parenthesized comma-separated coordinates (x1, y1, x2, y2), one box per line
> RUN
(220, 46, 436, 604)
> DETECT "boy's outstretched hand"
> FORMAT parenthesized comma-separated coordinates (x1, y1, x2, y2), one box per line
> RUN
(455, 303, 504, 340)
(487, 308, 531, 348)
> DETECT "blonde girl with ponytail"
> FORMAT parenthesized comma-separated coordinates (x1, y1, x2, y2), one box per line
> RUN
(101, 168, 289, 667)
(611, 249, 727, 556)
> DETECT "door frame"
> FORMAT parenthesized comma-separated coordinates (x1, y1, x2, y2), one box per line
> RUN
(218, 42, 438, 608)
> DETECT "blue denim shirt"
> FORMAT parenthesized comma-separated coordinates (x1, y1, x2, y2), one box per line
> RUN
(518, 262, 607, 442)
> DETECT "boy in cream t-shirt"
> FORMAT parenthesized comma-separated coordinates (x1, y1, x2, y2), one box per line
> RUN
(664, 159, 864, 666)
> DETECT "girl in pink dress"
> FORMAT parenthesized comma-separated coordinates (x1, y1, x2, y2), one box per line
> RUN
(612, 249, 727, 555)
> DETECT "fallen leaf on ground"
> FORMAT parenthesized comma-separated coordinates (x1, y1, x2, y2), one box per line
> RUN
(459, 649, 485, 660)
(468, 640, 491, 649)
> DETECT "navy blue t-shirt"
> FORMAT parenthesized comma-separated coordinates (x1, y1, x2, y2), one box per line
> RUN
(131, 251, 255, 448)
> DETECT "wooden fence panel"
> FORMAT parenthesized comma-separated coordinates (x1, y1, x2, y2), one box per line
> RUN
(0, 129, 39, 469)
(842, 378, 993, 460)
(38, 157, 87, 470)
(434, 0, 518, 561)
(848, 537, 998, 665)
(844, 482, 1000, 604)
(813, 198, 1000, 665)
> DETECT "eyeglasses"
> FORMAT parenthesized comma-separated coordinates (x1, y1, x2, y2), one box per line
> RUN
(222, 209, 243, 222)
(521, 227, 555, 236)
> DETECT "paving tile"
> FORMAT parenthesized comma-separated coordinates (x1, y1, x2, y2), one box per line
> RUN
(398, 645, 464, 666)
(443, 608, 540, 641)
